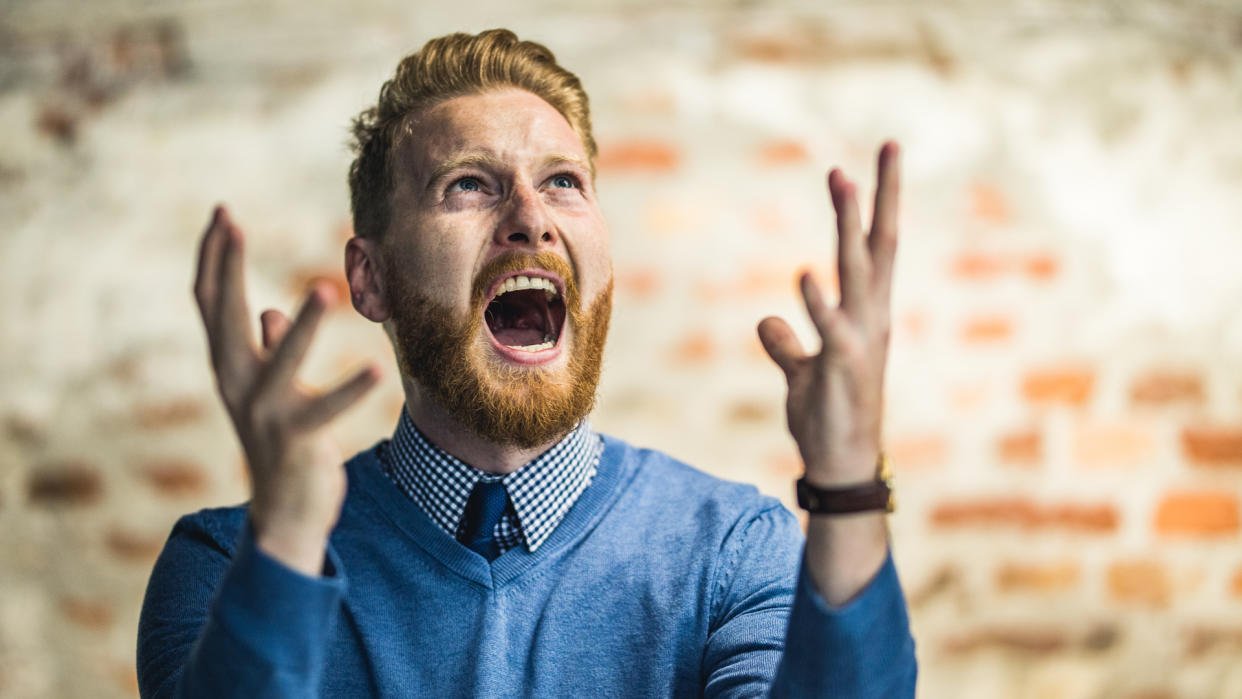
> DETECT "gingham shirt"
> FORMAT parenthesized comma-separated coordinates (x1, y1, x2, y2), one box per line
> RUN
(379, 410, 602, 555)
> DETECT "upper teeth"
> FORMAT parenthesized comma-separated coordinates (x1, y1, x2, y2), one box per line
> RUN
(494, 275, 558, 300)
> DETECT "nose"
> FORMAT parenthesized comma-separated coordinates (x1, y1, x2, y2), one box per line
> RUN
(494, 182, 558, 249)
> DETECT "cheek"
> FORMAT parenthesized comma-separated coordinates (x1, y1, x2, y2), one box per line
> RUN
(572, 213, 612, 296)
(390, 240, 476, 307)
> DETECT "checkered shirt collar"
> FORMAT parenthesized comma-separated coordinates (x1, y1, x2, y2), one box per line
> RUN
(382, 409, 600, 553)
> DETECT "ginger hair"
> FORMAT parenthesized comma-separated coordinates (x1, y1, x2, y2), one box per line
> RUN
(347, 29, 597, 241)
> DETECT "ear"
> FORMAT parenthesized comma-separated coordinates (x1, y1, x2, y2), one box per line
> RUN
(345, 236, 390, 322)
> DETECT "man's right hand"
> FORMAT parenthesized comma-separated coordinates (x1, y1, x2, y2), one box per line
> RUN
(193, 206, 381, 576)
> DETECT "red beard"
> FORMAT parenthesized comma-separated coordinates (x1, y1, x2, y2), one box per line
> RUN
(386, 251, 612, 449)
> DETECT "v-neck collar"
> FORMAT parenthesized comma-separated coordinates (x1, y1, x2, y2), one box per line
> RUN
(345, 434, 634, 589)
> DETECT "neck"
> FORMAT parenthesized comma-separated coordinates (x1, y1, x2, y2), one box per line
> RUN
(400, 376, 563, 475)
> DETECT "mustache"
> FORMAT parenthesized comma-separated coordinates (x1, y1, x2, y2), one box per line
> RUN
(469, 251, 580, 311)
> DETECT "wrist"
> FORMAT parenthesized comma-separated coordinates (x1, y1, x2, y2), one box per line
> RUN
(801, 447, 881, 487)
(251, 512, 330, 576)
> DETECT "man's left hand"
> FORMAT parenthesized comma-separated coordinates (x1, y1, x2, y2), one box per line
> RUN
(758, 141, 900, 488)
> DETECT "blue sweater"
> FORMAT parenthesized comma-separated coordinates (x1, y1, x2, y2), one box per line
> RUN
(137, 434, 917, 697)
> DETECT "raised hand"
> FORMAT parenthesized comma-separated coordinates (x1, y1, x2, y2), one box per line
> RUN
(193, 206, 380, 575)
(756, 143, 899, 604)
(758, 142, 899, 488)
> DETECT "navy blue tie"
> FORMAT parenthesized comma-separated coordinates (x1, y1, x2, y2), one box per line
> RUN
(458, 481, 509, 561)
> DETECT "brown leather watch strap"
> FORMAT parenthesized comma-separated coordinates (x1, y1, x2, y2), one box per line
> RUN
(794, 452, 895, 515)
(796, 478, 892, 514)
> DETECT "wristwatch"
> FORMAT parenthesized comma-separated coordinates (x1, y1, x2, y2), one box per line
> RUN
(795, 452, 895, 515)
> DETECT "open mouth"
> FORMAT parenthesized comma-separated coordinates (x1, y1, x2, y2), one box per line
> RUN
(483, 273, 567, 354)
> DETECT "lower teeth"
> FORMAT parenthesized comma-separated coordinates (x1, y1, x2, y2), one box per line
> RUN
(509, 340, 554, 352)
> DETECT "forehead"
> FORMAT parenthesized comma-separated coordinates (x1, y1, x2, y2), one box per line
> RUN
(398, 88, 586, 173)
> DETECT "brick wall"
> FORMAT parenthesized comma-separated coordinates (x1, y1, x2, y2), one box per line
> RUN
(2, 1, 1241, 696)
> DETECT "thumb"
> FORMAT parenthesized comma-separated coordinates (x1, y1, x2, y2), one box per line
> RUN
(757, 316, 806, 379)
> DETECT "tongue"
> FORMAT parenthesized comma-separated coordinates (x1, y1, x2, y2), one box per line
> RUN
(492, 327, 547, 347)
(487, 290, 552, 348)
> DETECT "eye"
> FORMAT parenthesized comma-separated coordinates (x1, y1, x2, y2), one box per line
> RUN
(549, 174, 578, 189)
(448, 176, 482, 193)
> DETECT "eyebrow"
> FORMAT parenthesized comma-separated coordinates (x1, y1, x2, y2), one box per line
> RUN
(424, 153, 592, 192)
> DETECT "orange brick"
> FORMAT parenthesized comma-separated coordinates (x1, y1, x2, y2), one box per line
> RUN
(141, 459, 208, 496)
(930, 497, 1118, 533)
(644, 198, 705, 237)
(616, 89, 675, 116)
(942, 628, 1068, 656)
(961, 315, 1013, 343)
(1073, 423, 1156, 468)
(110, 661, 139, 695)
(596, 141, 679, 173)
(1047, 503, 1120, 531)
(133, 398, 205, 429)
(887, 434, 948, 469)
(1107, 559, 1171, 607)
(60, 597, 114, 630)
(1131, 371, 1204, 406)
(950, 252, 1007, 280)
(333, 219, 354, 245)
(996, 561, 1079, 591)
(27, 463, 103, 506)
(732, 35, 819, 64)
(726, 399, 774, 424)
(1181, 427, 1242, 466)
(1184, 626, 1242, 659)
(757, 140, 810, 167)
(741, 264, 803, 298)
(1022, 254, 1059, 281)
(1230, 568, 1242, 598)
(998, 429, 1043, 466)
(898, 310, 929, 342)
(669, 330, 716, 365)
(614, 268, 662, 300)
(1021, 367, 1095, 406)
(105, 528, 164, 565)
(970, 183, 1012, 225)
(766, 450, 802, 479)
(1155, 491, 1239, 536)
(289, 268, 350, 306)
(949, 382, 990, 413)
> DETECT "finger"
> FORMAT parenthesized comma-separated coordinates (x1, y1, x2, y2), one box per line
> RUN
(829, 169, 870, 318)
(757, 316, 807, 378)
(869, 141, 900, 307)
(254, 285, 335, 397)
(800, 272, 856, 357)
(193, 206, 226, 323)
(800, 272, 836, 342)
(214, 210, 256, 365)
(260, 309, 291, 351)
(293, 364, 381, 430)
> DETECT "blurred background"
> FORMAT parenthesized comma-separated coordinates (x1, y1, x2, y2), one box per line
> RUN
(2, 0, 1242, 697)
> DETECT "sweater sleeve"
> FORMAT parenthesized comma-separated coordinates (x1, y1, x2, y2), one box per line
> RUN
(701, 504, 916, 698)
(136, 511, 347, 698)
(769, 550, 917, 697)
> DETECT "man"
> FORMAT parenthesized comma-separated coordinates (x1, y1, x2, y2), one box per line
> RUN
(138, 29, 916, 697)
